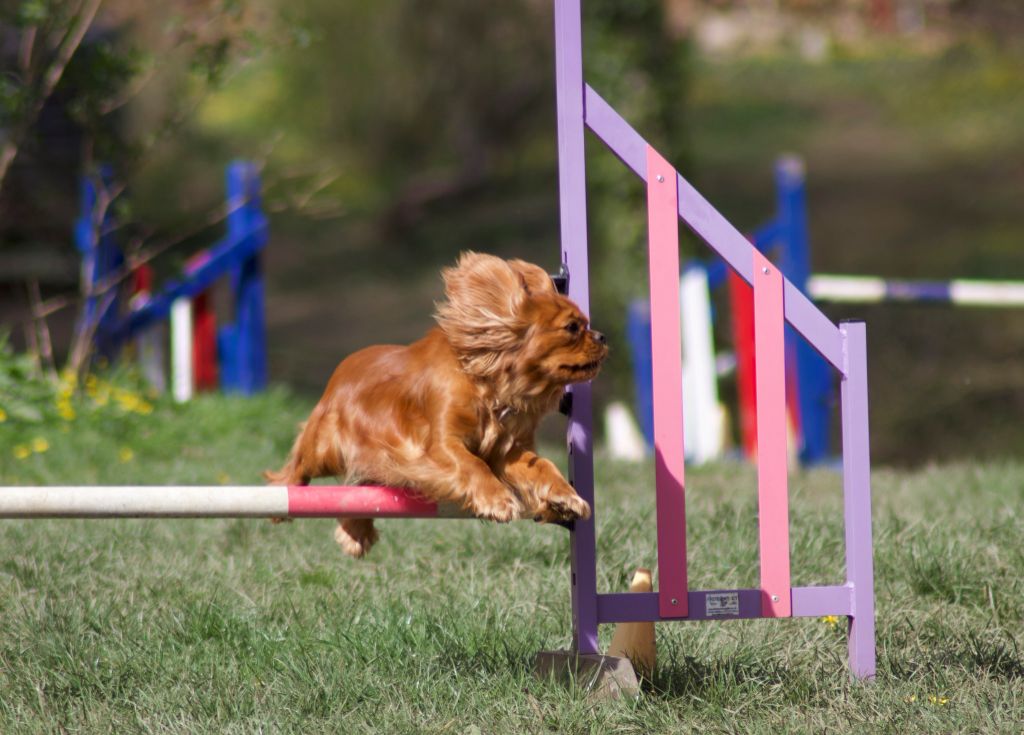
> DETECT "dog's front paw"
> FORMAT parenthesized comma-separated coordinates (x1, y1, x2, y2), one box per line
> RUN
(537, 485, 591, 523)
(470, 492, 523, 523)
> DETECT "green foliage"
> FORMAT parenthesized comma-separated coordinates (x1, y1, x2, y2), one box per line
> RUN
(62, 39, 143, 135)
(14, 0, 50, 27)
(0, 341, 164, 473)
(0, 336, 53, 424)
(581, 0, 694, 397)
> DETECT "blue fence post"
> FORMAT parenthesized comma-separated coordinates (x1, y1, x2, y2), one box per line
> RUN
(626, 299, 655, 447)
(776, 156, 832, 464)
(223, 161, 268, 395)
(75, 164, 123, 360)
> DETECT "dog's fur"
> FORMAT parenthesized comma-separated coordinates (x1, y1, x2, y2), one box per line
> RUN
(265, 252, 608, 557)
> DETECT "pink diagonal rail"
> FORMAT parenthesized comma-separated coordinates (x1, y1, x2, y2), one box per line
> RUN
(753, 249, 792, 617)
(646, 146, 688, 619)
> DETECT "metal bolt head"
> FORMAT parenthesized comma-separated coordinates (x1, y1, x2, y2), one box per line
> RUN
(670, 598, 678, 605)
(771, 594, 779, 602)
(762, 266, 770, 275)
(656, 174, 665, 183)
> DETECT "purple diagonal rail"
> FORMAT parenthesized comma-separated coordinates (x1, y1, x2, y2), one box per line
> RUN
(583, 84, 844, 374)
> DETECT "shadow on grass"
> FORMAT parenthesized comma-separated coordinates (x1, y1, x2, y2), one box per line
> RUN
(885, 629, 1024, 683)
(649, 652, 799, 700)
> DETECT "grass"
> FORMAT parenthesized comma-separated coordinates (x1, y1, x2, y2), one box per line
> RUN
(1, 389, 1022, 733)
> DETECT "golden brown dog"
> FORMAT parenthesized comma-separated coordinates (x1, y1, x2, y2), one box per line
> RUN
(266, 252, 608, 557)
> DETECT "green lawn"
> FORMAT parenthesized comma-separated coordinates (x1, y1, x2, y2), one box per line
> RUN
(1, 390, 1022, 733)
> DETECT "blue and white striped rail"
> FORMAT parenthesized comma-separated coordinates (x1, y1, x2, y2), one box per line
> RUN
(808, 275, 1024, 307)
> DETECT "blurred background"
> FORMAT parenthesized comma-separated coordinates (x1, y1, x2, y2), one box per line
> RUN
(2, 0, 1022, 466)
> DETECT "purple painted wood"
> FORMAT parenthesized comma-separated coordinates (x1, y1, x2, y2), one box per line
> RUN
(597, 586, 852, 623)
(791, 584, 854, 618)
(840, 321, 876, 680)
(679, 175, 843, 374)
(582, 84, 845, 373)
(583, 85, 646, 179)
(562, 9, 875, 681)
(646, 146, 689, 619)
(554, 0, 599, 657)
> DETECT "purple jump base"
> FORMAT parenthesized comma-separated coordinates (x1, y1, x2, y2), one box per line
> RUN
(597, 585, 853, 624)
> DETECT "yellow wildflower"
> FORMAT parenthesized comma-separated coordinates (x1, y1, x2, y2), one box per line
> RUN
(57, 400, 76, 421)
(13, 444, 31, 460)
(928, 695, 949, 706)
(821, 615, 840, 629)
(114, 389, 142, 413)
(0, 407, 6, 422)
(217, 472, 231, 485)
(119, 447, 134, 463)
(905, 695, 917, 703)
(31, 437, 49, 453)
(59, 368, 78, 388)
(135, 400, 154, 415)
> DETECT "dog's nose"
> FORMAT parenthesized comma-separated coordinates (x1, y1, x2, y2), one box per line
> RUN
(592, 330, 607, 346)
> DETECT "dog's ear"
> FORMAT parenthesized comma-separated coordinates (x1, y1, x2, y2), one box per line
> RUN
(435, 252, 528, 356)
(440, 251, 525, 319)
(508, 259, 557, 297)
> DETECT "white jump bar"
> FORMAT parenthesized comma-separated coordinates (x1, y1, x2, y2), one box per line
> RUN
(0, 485, 474, 520)
(0, 486, 288, 518)
(808, 274, 1024, 307)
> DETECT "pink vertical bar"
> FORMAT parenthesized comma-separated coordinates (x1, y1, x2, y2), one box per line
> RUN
(753, 250, 792, 617)
(646, 146, 688, 619)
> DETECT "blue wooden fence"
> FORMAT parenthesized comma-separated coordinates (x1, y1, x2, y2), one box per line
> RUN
(76, 161, 269, 395)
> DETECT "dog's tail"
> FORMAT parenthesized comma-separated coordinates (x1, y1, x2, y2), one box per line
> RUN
(264, 421, 311, 486)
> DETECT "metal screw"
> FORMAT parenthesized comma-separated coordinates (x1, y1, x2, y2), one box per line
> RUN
(670, 598, 678, 605)
(656, 174, 665, 183)
(762, 267, 770, 275)
(771, 594, 779, 602)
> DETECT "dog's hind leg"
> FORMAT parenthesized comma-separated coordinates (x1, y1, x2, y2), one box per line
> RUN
(334, 518, 378, 558)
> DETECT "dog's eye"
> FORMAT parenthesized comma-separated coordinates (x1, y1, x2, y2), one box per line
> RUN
(565, 322, 581, 334)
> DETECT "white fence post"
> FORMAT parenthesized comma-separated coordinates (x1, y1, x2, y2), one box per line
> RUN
(171, 297, 193, 403)
(681, 266, 723, 464)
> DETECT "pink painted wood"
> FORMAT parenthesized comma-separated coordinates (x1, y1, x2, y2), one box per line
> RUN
(753, 250, 792, 617)
(287, 485, 440, 518)
(646, 146, 688, 619)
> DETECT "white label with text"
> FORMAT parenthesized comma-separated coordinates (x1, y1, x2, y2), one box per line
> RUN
(706, 592, 740, 617)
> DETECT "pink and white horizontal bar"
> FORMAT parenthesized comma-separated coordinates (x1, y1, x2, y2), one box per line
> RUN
(0, 485, 470, 519)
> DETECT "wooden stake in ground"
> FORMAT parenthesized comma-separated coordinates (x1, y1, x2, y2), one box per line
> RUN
(607, 567, 656, 679)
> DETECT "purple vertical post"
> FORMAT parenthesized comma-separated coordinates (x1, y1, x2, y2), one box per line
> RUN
(840, 321, 875, 679)
(554, 0, 599, 655)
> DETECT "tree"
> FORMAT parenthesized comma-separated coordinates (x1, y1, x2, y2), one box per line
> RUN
(1, 0, 272, 376)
